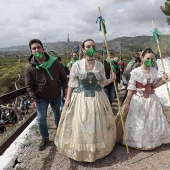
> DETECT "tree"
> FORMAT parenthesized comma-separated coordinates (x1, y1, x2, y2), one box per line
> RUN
(0, 74, 24, 122)
(160, 0, 170, 25)
(0, 63, 25, 95)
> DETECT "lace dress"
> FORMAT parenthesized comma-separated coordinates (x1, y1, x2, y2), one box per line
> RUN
(123, 67, 170, 150)
(55, 58, 116, 162)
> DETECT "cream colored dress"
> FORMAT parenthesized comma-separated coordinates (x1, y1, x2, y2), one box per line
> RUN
(55, 58, 116, 162)
(123, 67, 170, 150)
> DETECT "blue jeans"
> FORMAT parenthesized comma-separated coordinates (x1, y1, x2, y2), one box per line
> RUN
(60, 85, 64, 110)
(36, 96, 61, 138)
(104, 84, 115, 104)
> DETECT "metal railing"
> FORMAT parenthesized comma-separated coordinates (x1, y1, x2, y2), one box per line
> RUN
(0, 88, 37, 155)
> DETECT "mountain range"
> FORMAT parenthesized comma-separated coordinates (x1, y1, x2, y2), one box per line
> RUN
(0, 35, 169, 56)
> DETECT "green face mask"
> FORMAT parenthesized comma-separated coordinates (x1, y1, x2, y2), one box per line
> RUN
(144, 59, 152, 67)
(73, 56, 78, 60)
(34, 52, 44, 59)
(136, 63, 141, 68)
(86, 48, 96, 57)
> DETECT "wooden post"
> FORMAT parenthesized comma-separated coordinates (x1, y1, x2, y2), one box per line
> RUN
(152, 20, 170, 100)
(98, 6, 130, 160)
(44, 38, 49, 54)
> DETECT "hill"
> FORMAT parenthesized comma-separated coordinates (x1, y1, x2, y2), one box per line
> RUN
(0, 35, 169, 56)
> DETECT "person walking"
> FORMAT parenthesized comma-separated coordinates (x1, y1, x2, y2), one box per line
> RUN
(25, 39, 68, 151)
(55, 39, 117, 162)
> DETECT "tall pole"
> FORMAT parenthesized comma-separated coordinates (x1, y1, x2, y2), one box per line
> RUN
(102, 51, 105, 64)
(98, 6, 130, 160)
(78, 37, 82, 60)
(102, 41, 105, 64)
(44, 38, 49, 54)
(119, 48, 122, 89)
(67, 34, 69, 63)
(152, 20, 170, 100)
(67, 46, 68, 63)
(79, 43, 81, 60)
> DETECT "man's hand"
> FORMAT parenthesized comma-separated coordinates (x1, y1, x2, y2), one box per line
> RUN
(31, 101, 37, 109)
(64, 88, 68, 99)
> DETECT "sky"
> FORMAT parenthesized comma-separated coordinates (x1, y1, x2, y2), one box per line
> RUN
(0, 0, 169, 48)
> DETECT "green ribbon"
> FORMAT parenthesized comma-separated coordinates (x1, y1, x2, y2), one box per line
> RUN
(36, 56, 56, 80)
(70, 58, 77, 64)
(153, 28, 163, 42)
(96, 16, 107, 34)
(106, 58, 118, 74)
(103, 47, 107, 53)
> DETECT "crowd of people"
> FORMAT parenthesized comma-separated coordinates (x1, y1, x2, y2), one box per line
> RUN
(0, 99, 31, 135)
(0, 109, 17, 134)
(24, 38, 170, 162)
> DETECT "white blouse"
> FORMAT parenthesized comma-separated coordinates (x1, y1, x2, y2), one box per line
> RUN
(68, 58, 107, 88)
(127, 67, 158, 91)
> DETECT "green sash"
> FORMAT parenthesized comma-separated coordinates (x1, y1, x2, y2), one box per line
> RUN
(36, 56, 56, 80)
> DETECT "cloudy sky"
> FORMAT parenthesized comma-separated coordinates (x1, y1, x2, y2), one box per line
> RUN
(0, 0, 169, 48)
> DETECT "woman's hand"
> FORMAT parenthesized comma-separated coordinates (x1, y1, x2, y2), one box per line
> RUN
(65, 99, 71, 108)
(110, 70, 116, 81)
(161, 72, 168, 83)
(124, 103, 129, 114)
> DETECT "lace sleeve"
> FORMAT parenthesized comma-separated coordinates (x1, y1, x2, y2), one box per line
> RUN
(152, 67, 159, 86)
(127, 70, 136, 91)
(99, 66, 107, 87)
(68, 63, 79, 88)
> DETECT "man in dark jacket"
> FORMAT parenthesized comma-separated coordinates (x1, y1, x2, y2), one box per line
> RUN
(25, 39, 68, 151)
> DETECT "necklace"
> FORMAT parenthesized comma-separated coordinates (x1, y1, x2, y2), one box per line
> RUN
(86, 59, 94, 62)
(87, 74, 93, 92)
(87, 75, 93, 84)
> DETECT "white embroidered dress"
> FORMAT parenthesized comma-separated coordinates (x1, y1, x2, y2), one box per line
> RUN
(55, 58, 116, 162)
(124, 67, 170, 150)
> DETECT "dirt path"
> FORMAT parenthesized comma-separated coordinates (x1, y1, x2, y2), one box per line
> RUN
(3, 90, 170, 170)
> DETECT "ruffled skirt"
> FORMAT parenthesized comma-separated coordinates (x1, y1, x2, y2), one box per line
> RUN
(116, 94, 170, 150)
(55, 90, 116, 162)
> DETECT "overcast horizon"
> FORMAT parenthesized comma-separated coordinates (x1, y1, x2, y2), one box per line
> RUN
(0, 0, 169, 48)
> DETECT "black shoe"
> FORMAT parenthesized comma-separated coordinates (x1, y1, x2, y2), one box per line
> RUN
(38, 138, 49, 151)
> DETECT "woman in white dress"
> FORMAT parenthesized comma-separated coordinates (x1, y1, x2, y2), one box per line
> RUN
(55, 39, 117, 162)
(122, 48, 170, 150)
